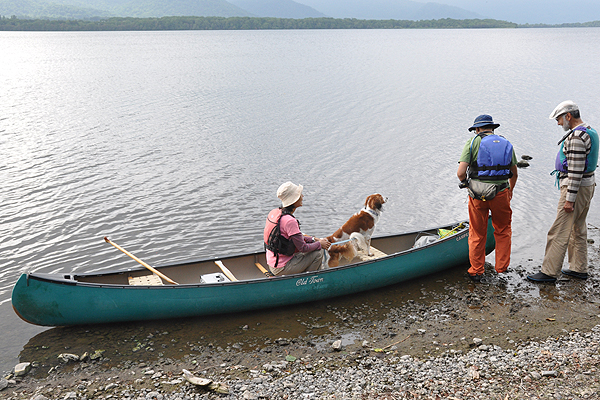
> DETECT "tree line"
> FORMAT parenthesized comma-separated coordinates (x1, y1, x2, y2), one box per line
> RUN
(519, 21, 600, 28)
(0, 16, 519, 31)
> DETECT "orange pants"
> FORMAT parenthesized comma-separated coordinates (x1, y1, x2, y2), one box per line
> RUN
(467, 188, 512, 276)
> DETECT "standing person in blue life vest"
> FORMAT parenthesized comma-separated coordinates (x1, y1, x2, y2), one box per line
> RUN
(264, 181, 331, 276)
(457, 115, 518, 282)
(528, 101, 598, 283)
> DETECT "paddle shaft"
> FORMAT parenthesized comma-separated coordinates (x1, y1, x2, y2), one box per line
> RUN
(254, 262, 274, 277)
(214, 261, 238, 281)
(103, 237, 178, 285)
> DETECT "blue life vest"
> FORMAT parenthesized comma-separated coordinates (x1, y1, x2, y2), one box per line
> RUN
(554, 126, 599, 174)
(468, 133, 513, 181)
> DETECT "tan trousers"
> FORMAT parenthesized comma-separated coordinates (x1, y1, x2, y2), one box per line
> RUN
(269, 250, 324, 276)
(541, 184, 595, 277)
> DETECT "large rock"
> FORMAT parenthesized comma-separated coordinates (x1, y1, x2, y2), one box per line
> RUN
(14, 362, 31, 377)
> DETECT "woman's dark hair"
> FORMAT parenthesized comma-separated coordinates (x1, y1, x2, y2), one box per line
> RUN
(281, 205, 295, 215)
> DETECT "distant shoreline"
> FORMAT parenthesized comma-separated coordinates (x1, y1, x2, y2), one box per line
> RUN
(0, 16, 598, 31)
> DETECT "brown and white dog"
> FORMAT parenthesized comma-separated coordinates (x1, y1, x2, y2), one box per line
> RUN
(325, 194, 387, 268)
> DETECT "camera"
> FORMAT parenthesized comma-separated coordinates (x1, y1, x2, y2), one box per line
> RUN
(458, 180, 469, 189)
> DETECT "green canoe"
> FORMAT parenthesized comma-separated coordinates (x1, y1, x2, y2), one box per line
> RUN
(12, 219, 494, 326)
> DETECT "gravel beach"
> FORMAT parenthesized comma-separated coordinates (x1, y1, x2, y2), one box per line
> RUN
(3, 286, 599, 399)
(3, 231, 600, 400)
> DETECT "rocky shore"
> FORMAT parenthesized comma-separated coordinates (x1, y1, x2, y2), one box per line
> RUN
(3, 232, 600, 400)
(2, 323, 600, 400)
(3, 276, 600, 399)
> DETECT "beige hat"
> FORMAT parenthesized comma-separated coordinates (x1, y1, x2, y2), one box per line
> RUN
(549, 100, 579, 119)
(277, 181, 303, 207)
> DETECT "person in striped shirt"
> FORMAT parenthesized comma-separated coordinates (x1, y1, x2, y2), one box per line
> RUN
(528, 100, 598, 283)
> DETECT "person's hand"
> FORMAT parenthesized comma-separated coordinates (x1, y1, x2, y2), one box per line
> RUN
(508, 188, 513, 201)
(563, 201, 574, 213)
(318, 238, 331, 250)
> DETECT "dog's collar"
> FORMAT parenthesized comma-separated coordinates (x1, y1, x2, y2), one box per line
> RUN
(363, 207, 380, 218)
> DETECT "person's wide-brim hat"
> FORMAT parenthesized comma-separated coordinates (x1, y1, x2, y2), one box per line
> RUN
(468, 114, 500, 131)
(277, 181, 303, 207)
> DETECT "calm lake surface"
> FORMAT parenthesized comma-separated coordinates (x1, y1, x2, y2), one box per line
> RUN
(1, 27, 599, 373)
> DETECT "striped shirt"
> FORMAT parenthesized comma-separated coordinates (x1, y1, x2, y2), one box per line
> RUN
(559, 123, 595, 203)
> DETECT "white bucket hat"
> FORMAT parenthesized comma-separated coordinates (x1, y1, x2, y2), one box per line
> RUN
(549, 100, 579, 120)
(277, 181, 303, 207)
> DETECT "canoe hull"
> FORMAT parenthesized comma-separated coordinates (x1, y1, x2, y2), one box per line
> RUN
(12, 220, 494, 326)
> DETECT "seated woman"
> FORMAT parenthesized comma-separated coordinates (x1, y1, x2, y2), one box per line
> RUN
(264, 181, 331, 276)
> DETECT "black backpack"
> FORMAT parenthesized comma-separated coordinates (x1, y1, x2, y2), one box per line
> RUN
(265, 209, 297, 267)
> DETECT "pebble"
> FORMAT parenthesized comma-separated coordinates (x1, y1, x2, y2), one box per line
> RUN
(57, 353, 79, 363)
(541, 370, 559, 377)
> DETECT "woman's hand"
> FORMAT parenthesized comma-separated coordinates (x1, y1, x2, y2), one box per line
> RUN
(318, 238, 331, 250)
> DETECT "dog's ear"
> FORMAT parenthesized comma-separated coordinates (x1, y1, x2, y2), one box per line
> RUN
(365, 194, 378, 208)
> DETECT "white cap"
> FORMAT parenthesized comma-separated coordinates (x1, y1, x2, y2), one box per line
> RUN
(277, 182, 303, 207)
(549, 100, 579, 119)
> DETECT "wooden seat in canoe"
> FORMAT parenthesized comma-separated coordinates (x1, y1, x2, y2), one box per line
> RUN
(128, 274, 164, 286)
(357, 246, 388, 261)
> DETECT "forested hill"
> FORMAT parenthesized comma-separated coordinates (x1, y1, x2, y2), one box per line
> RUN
(0, 0, 253, 19)
(0, 16, 519, 30)
(0, 0, 481, 20)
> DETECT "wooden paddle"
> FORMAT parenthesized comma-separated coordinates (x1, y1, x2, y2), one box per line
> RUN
(103, 236, 178, 285)
(254, 262, 274, 277)
(214, 260, 238, 281)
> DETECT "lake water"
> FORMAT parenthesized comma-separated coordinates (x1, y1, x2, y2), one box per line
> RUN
(1, 27, 599, 374)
